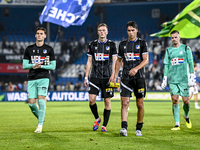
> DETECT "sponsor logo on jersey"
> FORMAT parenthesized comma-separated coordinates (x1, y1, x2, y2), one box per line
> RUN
(106, 46, 110, 50)
(33, 50, 35, 53)
(136, 45, 140, 49)
(171, 57, 184, 65)
(31, 56, 46, 63)
(37, 50, 39, 53)
(124, 53, 140, 61)
(95, 47, 97, 50)
(179, 51, 183, 54)
(43, 49, 47, 54)
(124, 46, 126, 49)
(94, 53, 109, 61)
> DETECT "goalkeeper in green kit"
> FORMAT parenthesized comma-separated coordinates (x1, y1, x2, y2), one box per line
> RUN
(161, 30, 195, 130)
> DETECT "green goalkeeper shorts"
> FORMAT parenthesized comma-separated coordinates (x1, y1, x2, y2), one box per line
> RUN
(169, 83, 190, 97)
(27, 78, 49, 99)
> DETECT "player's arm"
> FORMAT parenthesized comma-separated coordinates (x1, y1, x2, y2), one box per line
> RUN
(23, 59, 35, 69)
(161, 50, 170, 89)
(41, 60, 56, 70)
(84, 56, 92, 87)
(109, 55, 118, 82)
(129, 53, 149, 76)
(112, 57, 122, 83)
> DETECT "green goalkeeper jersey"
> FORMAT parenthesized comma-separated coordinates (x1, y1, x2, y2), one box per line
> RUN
(163, 44, 194, 84)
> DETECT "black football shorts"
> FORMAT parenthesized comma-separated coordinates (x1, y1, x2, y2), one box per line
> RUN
(120, 78, 146, 99)
(89, 77, 114, 98)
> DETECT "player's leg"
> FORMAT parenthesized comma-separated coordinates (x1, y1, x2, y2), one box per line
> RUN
(119, 96, 130, 136)
(28, 98, 38, 118)
(193, 85, 200, 109)
(134, 78, 145, 136)
(36, 99, 39, 108)
(101, 79, 113, 132)
(180, 83, 192, 128)
(35, 78, 49, 133)
(194, 94, 200, 109)
(169, 84, 180, 130)
(101, 97, 111, 132)
(171, 95, 180, 130)
(119, 79, 132, 136)
(89, 78, 101, 131)
(27, 80, 38, 119)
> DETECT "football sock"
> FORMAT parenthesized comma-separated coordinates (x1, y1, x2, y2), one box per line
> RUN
(90, 103, 99, 119)
(103, 109, 111, 127)
(28, 103, 39, 119)
(183, 103, 190, 117)
(195, 102, 198, 107)
(136, 122, 143, 131)
(38, 99, 46, 125)
(172, 104, 180, 123)
(175, 122, 180, 126)
(121, 121, 128, 130)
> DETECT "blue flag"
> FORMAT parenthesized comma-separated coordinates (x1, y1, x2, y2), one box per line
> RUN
(39, 0, 95, 28)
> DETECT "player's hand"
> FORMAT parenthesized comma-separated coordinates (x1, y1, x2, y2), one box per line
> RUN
(188, 74, 196, 87)
(109, 74, 116, 85)
(84, 77, 89, 87)
(161, 76, 167, 90)
(129, 68, 138, 76)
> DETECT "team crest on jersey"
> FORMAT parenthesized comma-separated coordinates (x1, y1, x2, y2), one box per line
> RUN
(43, 49, 47, 54)
(179, 51, 183, 54)
(95, 47, 97, 50)
(106, 46, 110, 50)
(136, 45, 140, 49)
(33, 50, 35, 53)
(37, 50, 39, 53)
(124, 46, 126, 49)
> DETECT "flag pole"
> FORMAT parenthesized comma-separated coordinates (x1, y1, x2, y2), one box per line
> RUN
(47, 22, 50, 45)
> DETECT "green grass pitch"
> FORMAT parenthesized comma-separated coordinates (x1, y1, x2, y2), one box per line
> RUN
(0, 101, 200, 150)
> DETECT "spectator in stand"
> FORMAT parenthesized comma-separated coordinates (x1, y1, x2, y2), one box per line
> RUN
(23, 81, 28, 91)
(8, 82, 13, 92)
(69, 82, 74, 91)
(74, 82, 80, 91)
(153, 43, 161, 62)
(20, 45, 25, 54)
(61, 38, 69, 54)
(65, 82, 70, 91)
(194, 47, 200, 62)
(78, 35, 86, 52)
(61, 83, 65, 91)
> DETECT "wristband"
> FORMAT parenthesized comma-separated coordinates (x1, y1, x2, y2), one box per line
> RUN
(85, 77, 88, 80)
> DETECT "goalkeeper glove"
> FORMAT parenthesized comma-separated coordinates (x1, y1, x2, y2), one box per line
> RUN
(188, 74, 196, 87)
(161, 76, 167, 90)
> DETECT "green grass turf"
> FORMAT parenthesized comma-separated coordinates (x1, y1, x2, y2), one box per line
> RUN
(0, 101, 200, 150)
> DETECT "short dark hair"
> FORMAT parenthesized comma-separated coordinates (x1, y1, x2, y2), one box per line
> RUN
(97, 23, 108, 30)
(170, 30, 179, 35)
(36, 27, 47, 35)
(126, 21, 138, 29)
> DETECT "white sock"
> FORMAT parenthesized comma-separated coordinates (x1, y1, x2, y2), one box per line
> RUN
(38, 124, 43, 128)
(175, 122, 180, 127)
(195, 102, 198, 107)
(95, 118, 99, 121)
